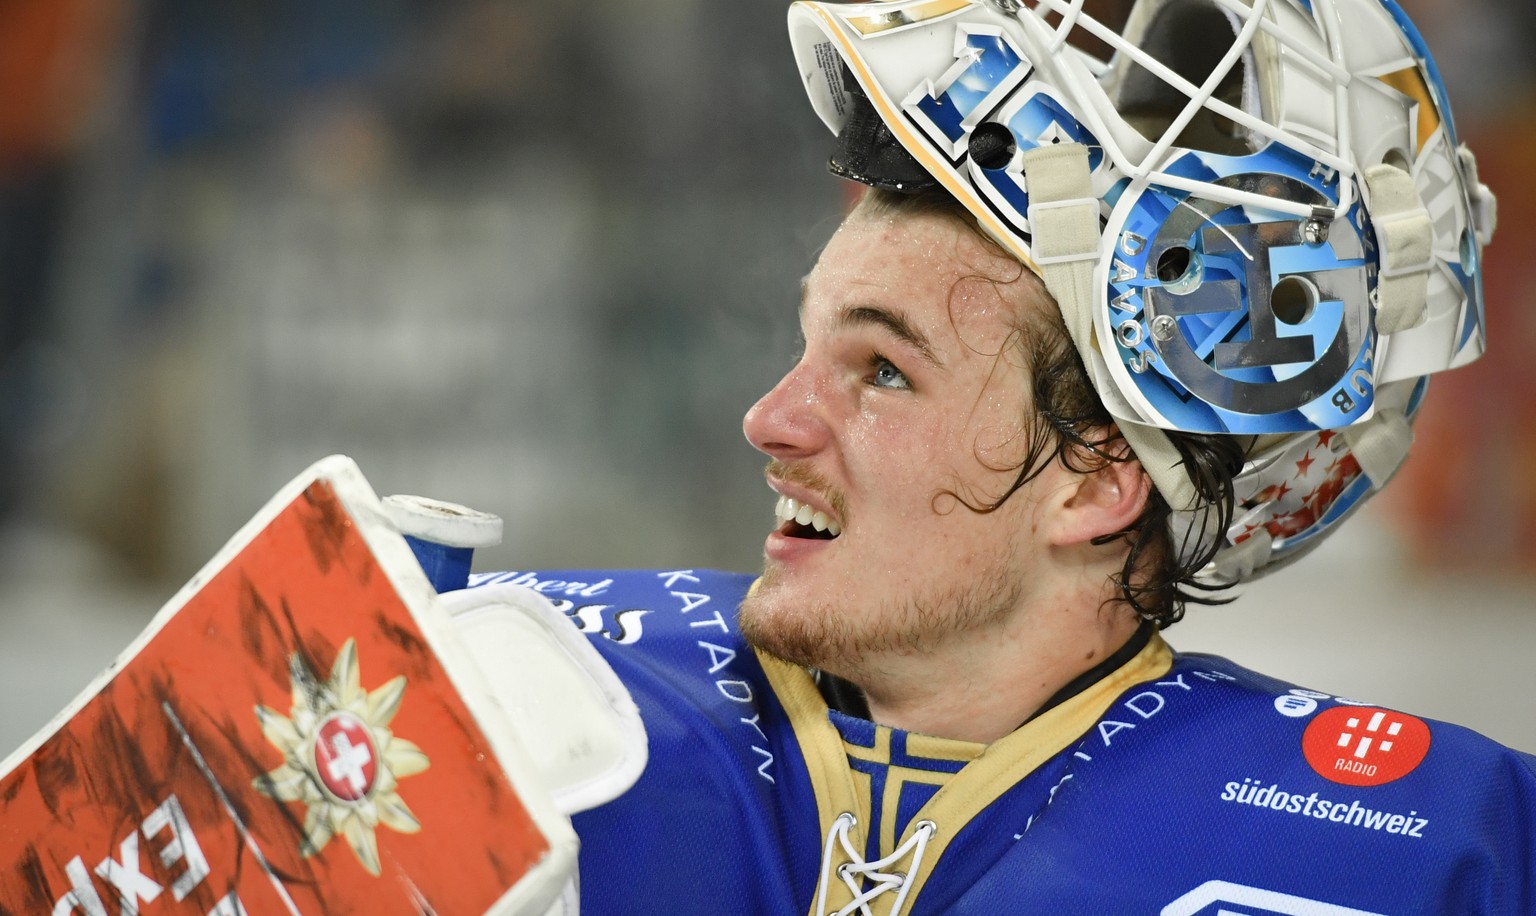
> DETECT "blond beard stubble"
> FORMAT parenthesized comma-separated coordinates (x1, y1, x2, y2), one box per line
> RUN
(738, 554, 1025, 684)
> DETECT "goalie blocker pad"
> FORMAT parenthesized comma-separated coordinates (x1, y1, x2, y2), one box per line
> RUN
(440, 583, 649, 818)
(0, 455, 619, 916)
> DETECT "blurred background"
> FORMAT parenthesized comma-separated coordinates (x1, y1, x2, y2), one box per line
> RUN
(1, 0, 1532, 755)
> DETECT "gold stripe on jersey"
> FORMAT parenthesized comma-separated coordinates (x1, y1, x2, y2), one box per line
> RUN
(758, 634, 1174, 916)
(839, 724, 984, 855)
(904, 732, 985, 764)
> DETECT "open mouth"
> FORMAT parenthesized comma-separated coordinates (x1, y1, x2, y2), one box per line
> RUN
(774, 495, 842, 540)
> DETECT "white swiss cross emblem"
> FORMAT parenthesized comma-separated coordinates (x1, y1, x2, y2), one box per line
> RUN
(253, 639, 431, 875)
(316, 713, 379, 801)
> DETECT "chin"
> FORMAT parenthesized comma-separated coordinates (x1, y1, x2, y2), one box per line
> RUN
(739, 570, 847, 671)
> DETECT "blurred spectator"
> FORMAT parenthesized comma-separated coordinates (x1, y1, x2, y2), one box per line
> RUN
(1385, 0, 1536, 570)
(0, 0, 124, 520)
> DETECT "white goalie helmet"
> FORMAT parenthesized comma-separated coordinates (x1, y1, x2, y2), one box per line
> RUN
(788, 0, 1496, 580)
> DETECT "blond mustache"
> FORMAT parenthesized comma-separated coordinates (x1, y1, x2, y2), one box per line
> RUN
(764, 459, 850, 527)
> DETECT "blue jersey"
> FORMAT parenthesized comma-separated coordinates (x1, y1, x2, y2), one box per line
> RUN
(468, 568, 1536, 914)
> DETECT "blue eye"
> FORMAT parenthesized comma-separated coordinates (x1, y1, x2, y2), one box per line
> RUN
(870, 356, 911, 390)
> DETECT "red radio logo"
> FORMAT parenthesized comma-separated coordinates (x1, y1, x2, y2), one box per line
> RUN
(1302, 706, 1431, 787)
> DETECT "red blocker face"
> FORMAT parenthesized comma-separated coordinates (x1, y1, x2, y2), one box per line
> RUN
(0, 480, 552, 914)
(739, 204, 1065, 679)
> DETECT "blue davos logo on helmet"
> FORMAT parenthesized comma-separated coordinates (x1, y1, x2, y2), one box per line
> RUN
(905, 24, 1031, 158)
(900, 23, 1108, 245)
(959, 89, 1108, 238)
(1105, 145, 1377, 434)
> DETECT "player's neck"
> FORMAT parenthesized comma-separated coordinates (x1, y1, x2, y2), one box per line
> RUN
(852, 582, 1141, 744)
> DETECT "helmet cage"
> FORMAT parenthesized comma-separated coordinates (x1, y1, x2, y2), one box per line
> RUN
(789, 0, 1493, 577)
(790, 0, 1487, 434)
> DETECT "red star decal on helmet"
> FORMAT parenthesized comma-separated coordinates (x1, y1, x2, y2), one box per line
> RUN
(1295, 451, 1315, 475)
(1316, 430, 1337, 449)
(1273, 481, 1291, 500)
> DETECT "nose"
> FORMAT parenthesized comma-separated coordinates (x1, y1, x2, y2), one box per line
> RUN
(743, 360, 829, 460)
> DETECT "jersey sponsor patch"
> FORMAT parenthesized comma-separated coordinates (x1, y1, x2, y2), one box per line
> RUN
(1219, 778, 1429, 839)
(1302, 706, 1431, 786)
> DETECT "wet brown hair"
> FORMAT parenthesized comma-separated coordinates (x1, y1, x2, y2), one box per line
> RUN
(854, 187, 1243, 626)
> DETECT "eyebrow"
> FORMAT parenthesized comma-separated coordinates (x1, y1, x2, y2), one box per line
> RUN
(796, 278, 945, 369)
(837, 304, 943, 369)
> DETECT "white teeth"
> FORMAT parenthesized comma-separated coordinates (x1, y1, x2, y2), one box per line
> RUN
(773, 495, 841, 537)
(810, 511, 840, 536)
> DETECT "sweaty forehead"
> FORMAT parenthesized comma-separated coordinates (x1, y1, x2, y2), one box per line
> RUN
(804, 207, 1042, 331)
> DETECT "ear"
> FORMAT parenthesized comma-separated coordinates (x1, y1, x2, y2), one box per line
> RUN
(1045, 439, 1153, 548)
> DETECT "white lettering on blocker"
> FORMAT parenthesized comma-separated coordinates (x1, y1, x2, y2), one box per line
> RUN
(51, 793, 219, 916)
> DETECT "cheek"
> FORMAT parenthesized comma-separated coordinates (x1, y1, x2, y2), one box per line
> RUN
(849, 416, 1018, 536)
(844, 405, 951, 494)
(969, 416, 1033, 477)
(822, 425, 936, 542)
(963, 375, 1035, 479)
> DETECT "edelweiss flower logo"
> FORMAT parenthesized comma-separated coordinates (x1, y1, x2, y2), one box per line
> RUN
(252, 638, 430, 875)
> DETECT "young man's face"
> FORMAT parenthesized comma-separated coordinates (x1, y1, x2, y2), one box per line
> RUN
(738, 203, 1066, 679)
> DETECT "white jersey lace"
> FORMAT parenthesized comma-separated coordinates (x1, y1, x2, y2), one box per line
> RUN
(814, 812, 937, 916)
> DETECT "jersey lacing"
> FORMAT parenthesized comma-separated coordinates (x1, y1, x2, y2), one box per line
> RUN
(815, 812, 937, 916)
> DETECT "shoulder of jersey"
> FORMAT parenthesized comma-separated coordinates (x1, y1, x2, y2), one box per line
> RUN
(1117, 650, 1536, 792)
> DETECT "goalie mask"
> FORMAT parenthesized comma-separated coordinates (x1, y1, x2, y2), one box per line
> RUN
(788, 0, 1495, 580)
